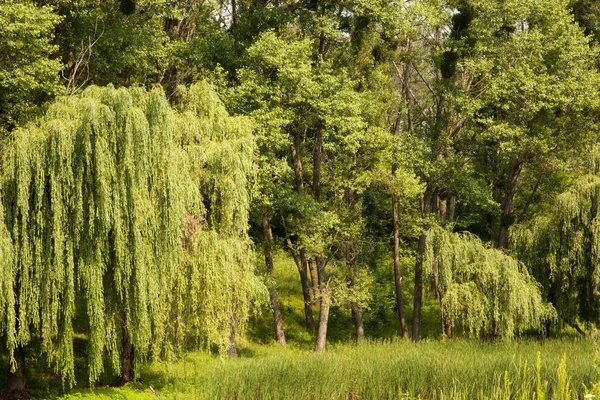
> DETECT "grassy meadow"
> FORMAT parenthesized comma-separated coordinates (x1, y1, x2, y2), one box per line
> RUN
(16, 252, 600, 399)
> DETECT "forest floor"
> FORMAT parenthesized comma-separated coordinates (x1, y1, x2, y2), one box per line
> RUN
(16, 253, 600, 399)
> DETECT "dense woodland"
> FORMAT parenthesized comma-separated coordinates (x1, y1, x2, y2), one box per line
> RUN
(3, 0, 600, 397)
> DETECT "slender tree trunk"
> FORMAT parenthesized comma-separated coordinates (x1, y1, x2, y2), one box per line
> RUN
(350, 264, 365, 343)
(286, 133, 316, 331)
(113, 322, 135, 386)
(2, 347, 29, 400)
(262, 213, 286, 346)
(314, 259, 330, 352)
(412, 191, 432, 342)
(309, 259, 320, 309)
(299, 250, 315, 331)
(392, 192, 409, 339)
(289, 132, 304, 195)
(498, 160, 524, 249)
(412, 233, 426, 342)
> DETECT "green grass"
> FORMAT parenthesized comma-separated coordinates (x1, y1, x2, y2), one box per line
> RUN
(52, 338, 596, 399)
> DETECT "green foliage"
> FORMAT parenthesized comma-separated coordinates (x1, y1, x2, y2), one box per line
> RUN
(0, 82, 264, 385)
(424, 227, 555, 338)
(512, 164, 600, 325)
(0, 0, 63, 135)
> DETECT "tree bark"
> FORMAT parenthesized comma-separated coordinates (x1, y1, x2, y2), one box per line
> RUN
(1, 347, 29, 400)
(447, 193, 456, 223)
(309, 259, 320, 309)
(262, 212, 286, 346)
(113, 322, 135, 386)
(227, 325, 237, 358)
(498, 160, 524, 249)
(350, 262, 365, 343)
(392, 193, 409, 339)
(314, 259, 330, 352)
(412, 233, 426, 342)
(289, 132, 304, 195)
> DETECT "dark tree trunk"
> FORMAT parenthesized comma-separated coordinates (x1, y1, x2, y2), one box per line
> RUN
(392, 193, 409, 339)
(113, 322, 135, 386)
(1, 347, 29, 400)
(314, 259, 330, 352)
(498, 160, 524, 249)
(299, 250, 315, 331)
(412, 233, 426, 342)
(262, 213, 286, 346)
(227, 325, 237, 358)
(447, 193, 456, 223)
(351, 305, 364, 343)
(309, 259, 320, 309)
(350, 266, 365, 344)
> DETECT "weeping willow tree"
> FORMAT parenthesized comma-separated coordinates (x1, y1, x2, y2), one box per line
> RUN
(424, 227, 555, 339)
(512, 163, 600, 330)
(0, 82, 264, 392)
(171, 83, 266, 357)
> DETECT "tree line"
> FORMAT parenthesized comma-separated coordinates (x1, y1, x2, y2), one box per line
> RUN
(2, 0, 600, 396)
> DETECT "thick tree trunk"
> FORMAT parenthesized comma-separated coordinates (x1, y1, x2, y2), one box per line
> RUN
(227, 326, 237, 358)
(314, 259, 330, 352)
(1, 347, 29, 400)
(498, 160, 524, 249)
(113, 322, 135, 386)
(447, 193, 456, 223)
(351, 305, 365, 343)
(412, 234, 426, 342)
(392, 193, 409, 339)
(262, 213, 286, 346)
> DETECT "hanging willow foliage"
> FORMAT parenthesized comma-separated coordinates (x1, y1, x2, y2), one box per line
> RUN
(512, 172, 600, 325)
(424, 227, 555, 339)
(172, 83, 266, 354)
(0, 82, 264, 385)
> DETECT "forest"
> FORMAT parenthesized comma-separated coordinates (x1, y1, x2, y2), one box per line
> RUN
(2, 0, 600, 398)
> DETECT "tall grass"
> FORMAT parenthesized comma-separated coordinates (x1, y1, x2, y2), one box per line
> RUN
(103, 338, 594, 400)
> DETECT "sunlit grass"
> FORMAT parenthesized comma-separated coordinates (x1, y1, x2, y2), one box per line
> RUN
(54, 337, 596, 399)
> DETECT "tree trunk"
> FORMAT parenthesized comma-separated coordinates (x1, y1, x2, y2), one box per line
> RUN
(412, 233, 426, 342)
(392, 193, 409, 339)
(314, 259, 330, 352)
(447, 193, 456, 223)
(351, 305, 364, 343)
(262, 213, 286, 346)
(227, 325, 237, 358)
(289, 132, 304, 195)
(351, 263, 365, 344)
(498, 160, 524, 249)
(113, 322, 135, 386)
(286, 132, 315, 331)
(309, 259, 320, 309)
(1, 347, 29, 400)
(280, 213, 315, 332)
